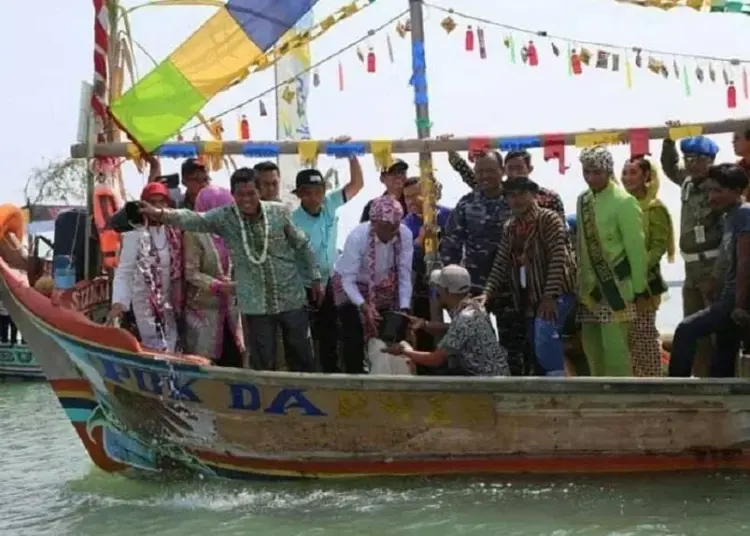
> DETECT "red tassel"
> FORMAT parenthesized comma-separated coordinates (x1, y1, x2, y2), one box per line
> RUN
(465, 26, 474, 52)
(527, 40, 538, 67)
(239, 114, 250, 140)
(366, 48, 376, 73)
(477, 27, 486, 59)
(571, 49, 582, 75)
(338, 61, 344, 91)
(728, 82, 737, 109)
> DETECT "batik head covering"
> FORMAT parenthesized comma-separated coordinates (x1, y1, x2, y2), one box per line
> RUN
(195, 185, 233, 212)
(369, 195, 404, 223)
(579, 146, 614, 173)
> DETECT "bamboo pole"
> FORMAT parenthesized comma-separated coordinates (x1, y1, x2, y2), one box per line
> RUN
(70, 117, 750, 159)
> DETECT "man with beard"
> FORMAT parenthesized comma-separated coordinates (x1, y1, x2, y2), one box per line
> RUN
(440, 152, 529, 374)
(360, 160, 409, 222)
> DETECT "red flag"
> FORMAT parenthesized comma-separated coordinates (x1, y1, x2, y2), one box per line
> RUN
(543, 134, 566, 174)
(468, 137, 491, 161)
(629, 128, 650, 157)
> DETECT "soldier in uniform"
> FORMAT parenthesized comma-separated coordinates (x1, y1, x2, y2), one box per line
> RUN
(660, 135, 722, 376)
(440, 152, 528, 374)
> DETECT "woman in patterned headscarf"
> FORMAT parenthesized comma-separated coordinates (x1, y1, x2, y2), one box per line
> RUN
(576, 145, 649, 376)
(332, 196, 414, 373)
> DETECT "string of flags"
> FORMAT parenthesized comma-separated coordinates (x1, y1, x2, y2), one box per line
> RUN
(615, 0, 750, 13)
(431, 4, 750, 109)
(140, 121, 714, 179)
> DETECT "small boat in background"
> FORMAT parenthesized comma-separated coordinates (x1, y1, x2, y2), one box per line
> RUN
(0, 343, 42, 381)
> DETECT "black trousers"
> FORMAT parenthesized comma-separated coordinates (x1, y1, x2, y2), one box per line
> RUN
(306, 282, 340, 373)
(338, 303, 366, 374)
(215, 321, 244, 368)
(244, 309, 314, 372)
(0, 315, 18, 345)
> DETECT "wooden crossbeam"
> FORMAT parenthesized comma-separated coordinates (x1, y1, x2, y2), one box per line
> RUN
(69, 117, 750, 159)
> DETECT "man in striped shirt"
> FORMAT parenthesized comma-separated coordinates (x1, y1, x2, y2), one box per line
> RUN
(479, 177, 576, 376)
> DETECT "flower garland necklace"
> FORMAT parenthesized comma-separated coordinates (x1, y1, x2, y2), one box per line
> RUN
(234, 202, 269, 265)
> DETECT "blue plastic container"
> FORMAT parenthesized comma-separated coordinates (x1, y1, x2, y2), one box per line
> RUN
(53, 255, 76, 290)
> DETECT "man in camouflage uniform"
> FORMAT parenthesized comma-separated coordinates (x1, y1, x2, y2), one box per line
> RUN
(440, 152, 528, 374)
(661, 134, 724, 376)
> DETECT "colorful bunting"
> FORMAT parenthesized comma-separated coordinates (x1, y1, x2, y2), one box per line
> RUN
(543, 134, 567, 175)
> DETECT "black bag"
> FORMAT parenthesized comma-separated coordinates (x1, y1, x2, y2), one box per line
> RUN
(377, 310, 408, 343)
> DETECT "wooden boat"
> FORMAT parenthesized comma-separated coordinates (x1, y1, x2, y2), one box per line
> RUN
(5, 230, 750, 479)
(0, 203, 76, 381)
(0, 343, 41, 381)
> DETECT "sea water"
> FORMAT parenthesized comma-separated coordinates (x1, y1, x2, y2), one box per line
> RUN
(3, 293, 748, 536)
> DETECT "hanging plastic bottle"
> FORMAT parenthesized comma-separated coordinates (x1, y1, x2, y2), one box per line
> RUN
(728, 82, 737, 109)
(239, 114, 250, 140)
(313, 71, 320, 87)
(571, 49, 582, 75)
(477, 27, 486, 59)
(338, 61, 344, 92)
(465, 25, 475, 52)
(366, 47, 376, 73)
(527, 41, 538, 66)
(259, 100, 268, 117)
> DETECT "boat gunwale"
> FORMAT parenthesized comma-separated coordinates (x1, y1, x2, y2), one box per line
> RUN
(5, 237, 750, 397)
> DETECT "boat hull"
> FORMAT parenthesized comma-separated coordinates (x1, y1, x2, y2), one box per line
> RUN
(0, 343, 43, 380)
(4, 258, 750, 480)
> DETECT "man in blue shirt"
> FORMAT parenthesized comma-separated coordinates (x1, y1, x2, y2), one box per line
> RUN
(670, 163, 750, 377)
(292, 156, 363, 372)
(402, 176, 451, 352)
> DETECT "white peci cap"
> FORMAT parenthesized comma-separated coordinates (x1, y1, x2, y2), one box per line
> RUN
(429, 264, 472, 294)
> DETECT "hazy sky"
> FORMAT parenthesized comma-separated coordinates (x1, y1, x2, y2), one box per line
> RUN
(4, 0, 750, 283)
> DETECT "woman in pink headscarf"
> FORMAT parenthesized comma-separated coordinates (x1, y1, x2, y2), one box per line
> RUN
(332, 195, 414, 373)
(183, 185, 246, 366)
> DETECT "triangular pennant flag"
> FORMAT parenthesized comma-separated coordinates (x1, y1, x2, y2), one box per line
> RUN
(370, 140, 394, 170)
(297, 140, 319, 165)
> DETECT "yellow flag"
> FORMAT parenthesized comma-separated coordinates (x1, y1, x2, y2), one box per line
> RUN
(204, 140, 222, 154)
(668, 125, 703, 139)
(370, 140, 394, 170)
(297, 140, 319, 165)
(574, 131, 623, 147)
(625, 54, 633, 89)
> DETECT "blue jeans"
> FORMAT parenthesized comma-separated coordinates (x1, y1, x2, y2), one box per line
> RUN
(527, 294, 576, 376)
(669, 305, 740, 378)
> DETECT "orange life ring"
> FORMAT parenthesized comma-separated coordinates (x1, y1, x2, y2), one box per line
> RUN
(0, 204, 25, 243)
(93, 185, 122, 269)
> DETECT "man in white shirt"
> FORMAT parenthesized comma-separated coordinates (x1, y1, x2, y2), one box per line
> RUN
(332, 196, 414, 373)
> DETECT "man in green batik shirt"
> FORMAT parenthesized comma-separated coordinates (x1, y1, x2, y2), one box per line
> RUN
(576, 146, 649, 376)
(139, 167, 323, 373)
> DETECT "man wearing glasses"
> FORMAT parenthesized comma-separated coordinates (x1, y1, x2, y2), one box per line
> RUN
(660, 134, 723, 376)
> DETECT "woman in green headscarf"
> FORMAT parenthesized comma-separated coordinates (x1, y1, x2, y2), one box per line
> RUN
(621, 156, 676, 376)
(576, 146, 649, 376)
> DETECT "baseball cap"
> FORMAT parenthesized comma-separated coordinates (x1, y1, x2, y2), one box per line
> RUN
(429, 264, 472, 294)
(292, 168, 325, 193)
(382, 159, 409, 175)
(181, 157, 206, 179)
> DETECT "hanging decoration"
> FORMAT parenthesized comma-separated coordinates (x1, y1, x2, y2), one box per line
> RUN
(387, 35, 395, 63)
(338, 60, 344, 91)
(427, 3, 749, 101)
(367, 47, 376, 73)
(477, 27, 487, 59)
(465, 25, 475, 52)
(239, 115, 250, 140)
(728, 82, 738, 108)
